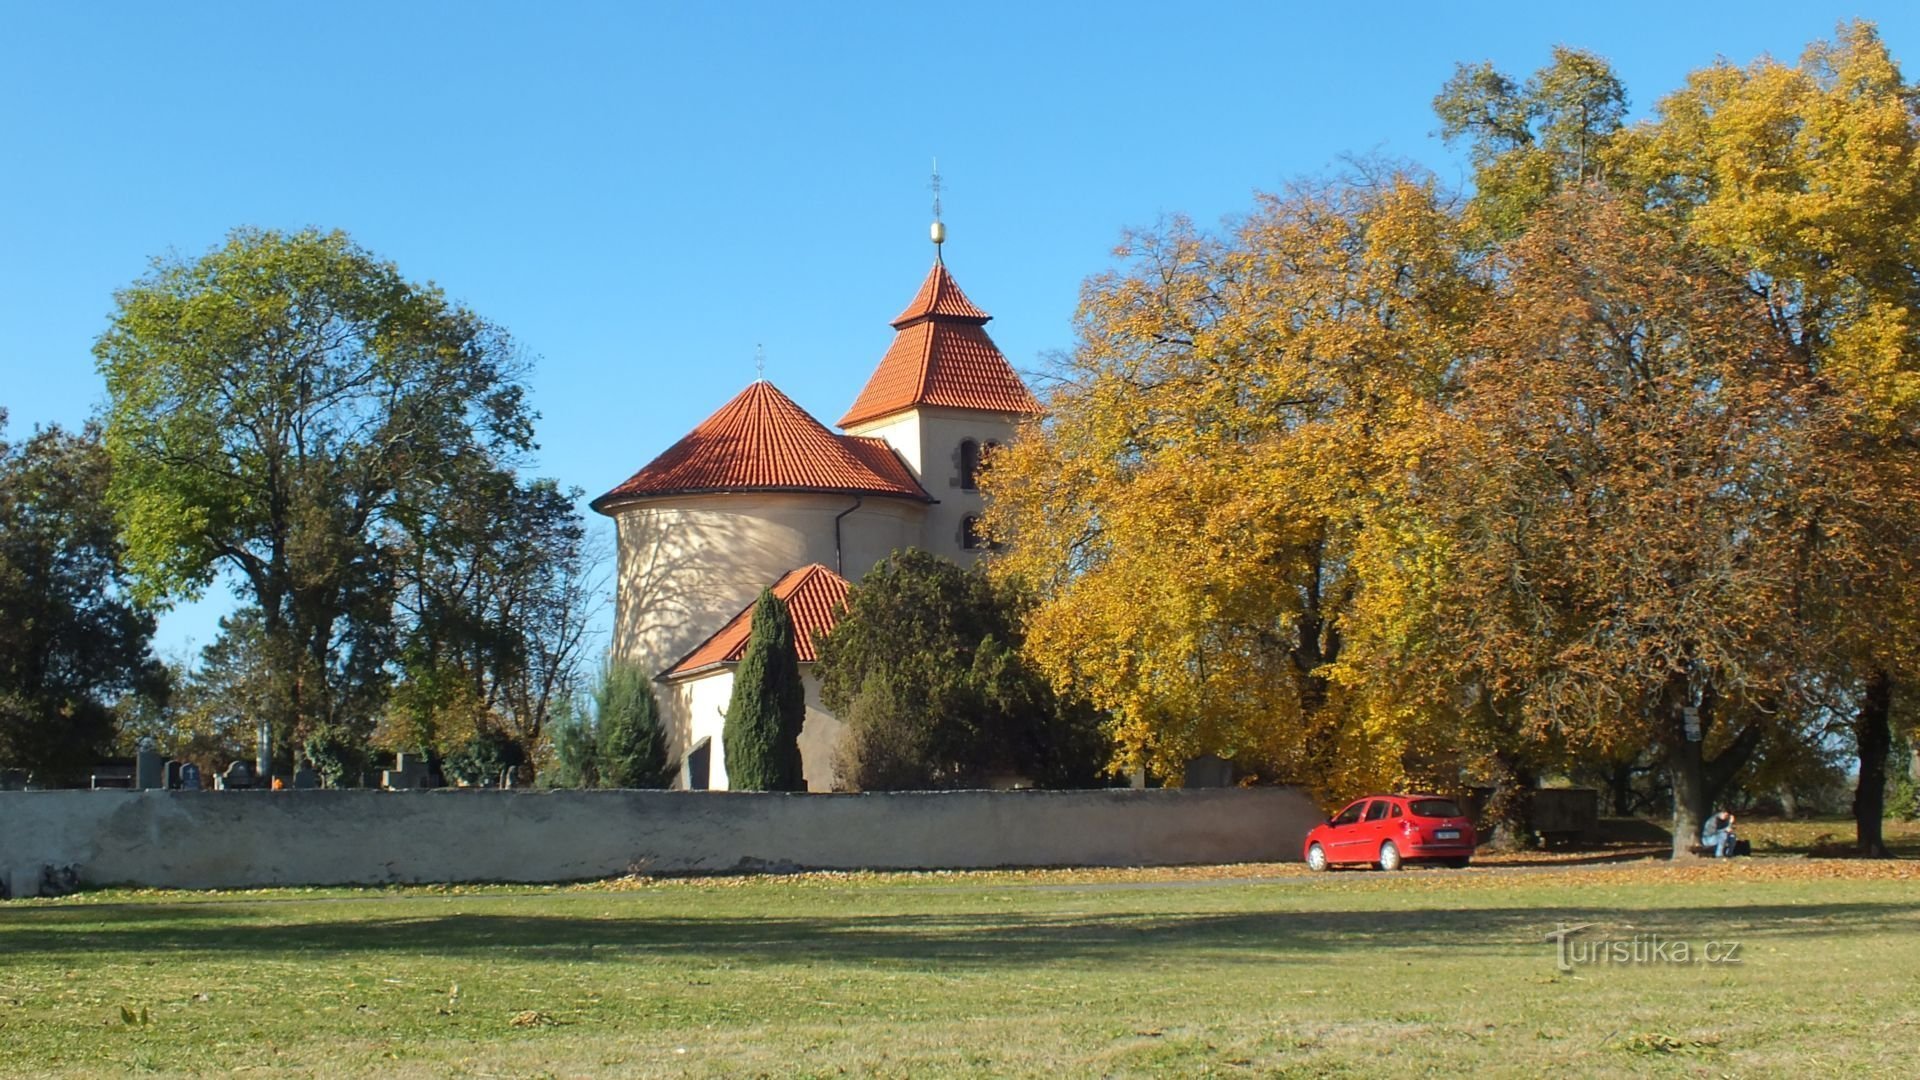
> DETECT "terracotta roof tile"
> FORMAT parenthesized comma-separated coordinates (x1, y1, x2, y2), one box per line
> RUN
(891, 261, 991, 326)
(660, 563, 850, 680)
(840, 261, 1044, 428)
(594, 381, 932, 512)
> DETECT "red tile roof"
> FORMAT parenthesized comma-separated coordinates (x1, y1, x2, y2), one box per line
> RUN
(839, 261, 1044, 428)
(660, 563, 850, 680)
(891, 261, 991, 326)
(593, 381, 931, 512)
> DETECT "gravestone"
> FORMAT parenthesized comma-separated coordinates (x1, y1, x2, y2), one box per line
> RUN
(293, 762, 320, 789)
(381, 753, 430, 789)
(179, 762, 202, 791)
(220, 759, 256, 790)
(164, 760, 183, 789)
(135, 740, 165, 790)
(1182, 754, 1234, 789)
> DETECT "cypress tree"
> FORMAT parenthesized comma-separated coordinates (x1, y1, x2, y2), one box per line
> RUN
(722, 588, 807, 791)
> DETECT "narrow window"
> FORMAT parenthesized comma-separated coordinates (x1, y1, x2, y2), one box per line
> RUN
(962, 514, 984, 550)
(687, 738, 712, 790)
(959, 439, 980, 489)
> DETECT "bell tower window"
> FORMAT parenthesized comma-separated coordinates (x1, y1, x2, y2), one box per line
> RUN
(959, 439, 980, 490)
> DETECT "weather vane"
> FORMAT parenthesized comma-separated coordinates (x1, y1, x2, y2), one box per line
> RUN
(930, 156, 946, 255)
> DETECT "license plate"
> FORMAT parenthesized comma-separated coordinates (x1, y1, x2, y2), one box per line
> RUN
(1435, 829, 1460, 840)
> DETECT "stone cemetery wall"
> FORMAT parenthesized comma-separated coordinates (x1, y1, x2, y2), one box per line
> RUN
(0, 787, 1322, 895)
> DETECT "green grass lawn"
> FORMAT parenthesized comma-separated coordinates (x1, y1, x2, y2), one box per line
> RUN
(3, 852, 1918, 1077)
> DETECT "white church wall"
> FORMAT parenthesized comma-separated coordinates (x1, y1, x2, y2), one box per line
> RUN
(669, 667, 844, 793)
(611, 491, 924, 683)
(857, 407, 1024, 563)
(846, 411, 921, 480)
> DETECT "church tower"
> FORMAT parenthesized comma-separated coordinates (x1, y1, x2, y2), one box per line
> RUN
(837, 225, 1043, 560)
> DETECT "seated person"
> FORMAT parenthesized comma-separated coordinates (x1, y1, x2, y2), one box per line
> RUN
(1700, 810, 1737, 857)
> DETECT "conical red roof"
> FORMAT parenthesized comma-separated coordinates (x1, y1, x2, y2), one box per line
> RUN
(891, 261, 991, 326)
(840, 261, 1044, 428)
(593, 381, 930, 512)
(660, 563, 851, 680)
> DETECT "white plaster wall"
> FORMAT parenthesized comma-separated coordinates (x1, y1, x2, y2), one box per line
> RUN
(0, 787, 1324, 892)
(672, 668, 845, 793)
(845, 412, 922, 479)
(846, 407, 1024, 564)
(610, 492, 924, 683)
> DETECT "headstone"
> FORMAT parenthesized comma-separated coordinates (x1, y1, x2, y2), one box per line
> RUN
(179, 762, 202, 791)
(165, 760, 183, 789)
(221, 759, 256, 790)
(1182, 754, 1234, 789)
(136, 739, 165, 790)
(381, 753, 430, 789)
(293, 762, 319, 790)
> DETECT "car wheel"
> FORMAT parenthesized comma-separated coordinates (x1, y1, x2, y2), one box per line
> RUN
(1378, 840, 1403, 871)
(1306, 843, 1329, 872)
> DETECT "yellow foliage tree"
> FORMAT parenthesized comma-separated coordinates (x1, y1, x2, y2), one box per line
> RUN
(983, 175, 1478, 800)
(1608, 20, 1920, 854)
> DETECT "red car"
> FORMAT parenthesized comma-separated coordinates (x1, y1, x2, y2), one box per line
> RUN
(1303, 794, 1476, 871)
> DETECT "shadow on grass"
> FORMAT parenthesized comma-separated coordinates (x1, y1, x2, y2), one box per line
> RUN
(3, 900, 1915, 968)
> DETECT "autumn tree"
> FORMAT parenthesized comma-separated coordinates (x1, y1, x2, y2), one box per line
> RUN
(985, 175, 1478, 796)
(1423, 189, 1832, 858)
(721, 589, 806, 791)
(1602, 21, 1920, 856)
(95, 228, 537, 777)
(0, 415, 166, 779)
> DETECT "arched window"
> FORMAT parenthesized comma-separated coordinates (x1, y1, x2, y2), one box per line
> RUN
(958, 439, 980, 490)
(962, 514, 984, 550)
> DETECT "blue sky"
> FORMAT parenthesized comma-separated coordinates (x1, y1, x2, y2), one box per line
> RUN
(4, 1, 1914, 663)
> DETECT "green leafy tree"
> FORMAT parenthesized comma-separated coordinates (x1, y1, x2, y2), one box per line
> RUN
(94, 227, 537, 773)
(816, 550, 1110, 790)
(443, 728, 525, 787)
(0, 414, 166, 780)
(722, 589, 806, 791)
(1435, 46, 1628, 237)
(595, 662, 673, 788)
(116, 608, 278, 777)
(389, 470, 600, 773)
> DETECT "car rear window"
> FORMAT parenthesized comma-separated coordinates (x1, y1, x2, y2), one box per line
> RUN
(1410, 799, 1463, 818)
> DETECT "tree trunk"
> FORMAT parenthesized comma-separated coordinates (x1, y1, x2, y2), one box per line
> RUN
(1484, 751, 1539, 851)
(1607, 759, 1636, 816)
(1667, 736, 1708, 860)
(1852, 669, 1893, 859)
